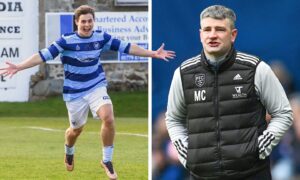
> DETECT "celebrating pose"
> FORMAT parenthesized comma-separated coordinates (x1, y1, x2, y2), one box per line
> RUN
(0, 5, 175, 180)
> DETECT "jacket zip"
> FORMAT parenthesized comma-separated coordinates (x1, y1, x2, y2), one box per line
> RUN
(214, 70, 222, 171)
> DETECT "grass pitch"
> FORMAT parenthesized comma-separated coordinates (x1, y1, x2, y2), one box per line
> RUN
(0, 91, 148, 179)
(0, 117, 147, 179)
(0, 91, 147, 117)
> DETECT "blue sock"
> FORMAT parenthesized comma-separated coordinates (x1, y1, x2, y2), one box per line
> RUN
(65, 144, 75, 155)
(103, 145, 114, 163)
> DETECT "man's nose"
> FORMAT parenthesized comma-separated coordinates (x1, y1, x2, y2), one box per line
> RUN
(208, 30, 217, 38)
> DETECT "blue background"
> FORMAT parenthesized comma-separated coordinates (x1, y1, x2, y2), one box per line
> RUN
(152, 0, 300, 122)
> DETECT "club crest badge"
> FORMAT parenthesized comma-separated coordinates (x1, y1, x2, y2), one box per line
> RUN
(93, 42, 100, 49)
(195, 74, 205, 87)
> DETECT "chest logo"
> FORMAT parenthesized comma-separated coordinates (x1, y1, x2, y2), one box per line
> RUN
(233, 86, 247, 99)
(235, 86, 243, 93)
(195, 74, 205, 87)
(233, 74, 243, 80)
(93, 42, 100, 49)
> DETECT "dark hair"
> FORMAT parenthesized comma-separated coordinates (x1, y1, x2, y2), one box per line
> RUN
(74, 5, 95, 21)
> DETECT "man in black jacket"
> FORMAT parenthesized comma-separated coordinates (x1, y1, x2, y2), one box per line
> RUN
(165, 5, 293, 180)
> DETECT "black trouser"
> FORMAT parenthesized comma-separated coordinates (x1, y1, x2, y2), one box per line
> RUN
(189, 167, 272, 180)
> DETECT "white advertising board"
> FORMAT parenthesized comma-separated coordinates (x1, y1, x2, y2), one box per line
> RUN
(46, 11, 148, 64)
(0, 0, 39, 101)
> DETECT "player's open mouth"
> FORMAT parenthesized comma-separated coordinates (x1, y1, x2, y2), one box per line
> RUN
(83, 28, 92, 33)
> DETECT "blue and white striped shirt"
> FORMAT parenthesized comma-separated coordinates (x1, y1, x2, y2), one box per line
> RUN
(39, 30, 130, 101)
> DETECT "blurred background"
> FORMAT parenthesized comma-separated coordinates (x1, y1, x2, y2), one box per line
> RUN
(152, 1, 300, 180)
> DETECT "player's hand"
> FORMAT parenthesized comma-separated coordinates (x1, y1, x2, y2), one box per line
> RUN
(153, 43, 176, 62)
(0, 61, 19, 78)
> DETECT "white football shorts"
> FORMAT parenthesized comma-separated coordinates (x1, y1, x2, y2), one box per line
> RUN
(65, 87, 112, 129)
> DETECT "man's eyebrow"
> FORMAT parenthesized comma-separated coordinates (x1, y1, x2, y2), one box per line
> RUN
(81, 18, 93, 21)
(215, 26, 226, 29)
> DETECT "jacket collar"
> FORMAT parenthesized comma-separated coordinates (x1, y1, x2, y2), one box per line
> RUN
(200, 47, 236, 72)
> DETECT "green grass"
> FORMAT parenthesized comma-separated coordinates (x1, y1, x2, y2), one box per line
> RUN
(0, 117, 148, 179)
(0, 91, 148, 179)
(0, 91, 147, 118)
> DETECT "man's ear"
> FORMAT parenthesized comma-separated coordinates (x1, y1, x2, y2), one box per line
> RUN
(75, 19, 78, 26)
(231, 29, 238, 43)
(199, 29, 204, 43)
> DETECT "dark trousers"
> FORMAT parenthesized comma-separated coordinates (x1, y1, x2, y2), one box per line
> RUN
(190, 167, 272, 180)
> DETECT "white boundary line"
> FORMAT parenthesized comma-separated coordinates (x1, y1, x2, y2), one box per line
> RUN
(24, 126, 148, 138)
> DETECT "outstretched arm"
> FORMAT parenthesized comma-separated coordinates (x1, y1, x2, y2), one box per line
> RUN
(0, 53, 43, 78)
(129, 43, 176, 61)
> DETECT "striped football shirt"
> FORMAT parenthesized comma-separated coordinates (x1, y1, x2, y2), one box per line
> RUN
(39, 30, 130, 101)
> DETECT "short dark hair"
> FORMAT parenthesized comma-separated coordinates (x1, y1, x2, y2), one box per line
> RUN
(74, 5, 95, 21)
